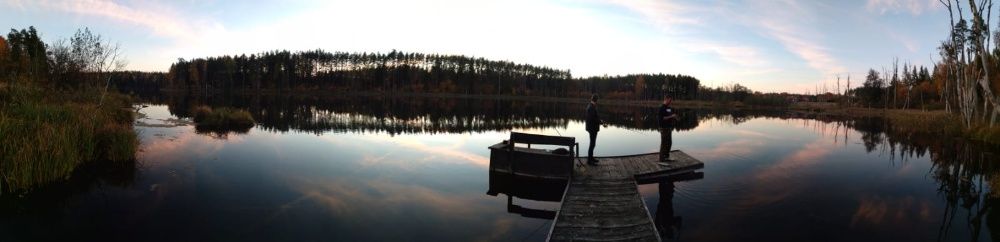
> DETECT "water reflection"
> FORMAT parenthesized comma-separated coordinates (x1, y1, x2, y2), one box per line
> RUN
(486, 169, 566, 220)
(795, 115, 1000, 241)
(2, 93, 1000, 241)
(649, 172, 704, 241)
(138, 92, 791, 135)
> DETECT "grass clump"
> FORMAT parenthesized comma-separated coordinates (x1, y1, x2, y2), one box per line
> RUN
(0, 84, 138, 193)
(192, 105, 255, 131)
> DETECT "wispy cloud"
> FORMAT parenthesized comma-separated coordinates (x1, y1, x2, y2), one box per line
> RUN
(603, 0, 770, 69)
(684, 41, 771, 68)
(733, 0, 851, 92)
(3, 0, 218, 43)
(604, 0, 702, 29)
(758, 19, 847, 76)
(866, 0, 939, 15)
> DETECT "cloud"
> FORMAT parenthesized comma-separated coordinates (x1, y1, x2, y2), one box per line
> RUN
(603, 0, 702, 28)
(6, 0, 215, 43)
(750, 1, 848, 79)
(761, 21, 845, 75)
(887, 29, 920, 52)
(866, 0, 939, 15)
(603, 0, 772, 69)
(688, 42, 770, 68)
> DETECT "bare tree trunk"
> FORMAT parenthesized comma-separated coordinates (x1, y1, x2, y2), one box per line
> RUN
(967, 0, 1000, 126)
(893, 57, 899, 109)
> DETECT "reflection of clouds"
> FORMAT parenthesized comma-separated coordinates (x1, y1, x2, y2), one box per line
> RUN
(478, 217, 516, 242)
(741, 139, 833, 206)
(136, 104, 248, 167)
(276, 176, 492, 226)
(359, 153, 393, 167)
(850, 195, 932, 227)
(688, 137, 837, 240)
(731, 130, 782, 140)
(333, 134, 490, 168)
(691, 139, 765, 160)
(396, 138, 489, 167)
(138, 127, 230, 167)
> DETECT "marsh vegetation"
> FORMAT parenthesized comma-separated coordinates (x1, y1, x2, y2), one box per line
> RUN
(0, 27, 136, 193)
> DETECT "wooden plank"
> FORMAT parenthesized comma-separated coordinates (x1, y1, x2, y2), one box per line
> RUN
(510, 132, 576, 146)
(547, 151, 704, 242)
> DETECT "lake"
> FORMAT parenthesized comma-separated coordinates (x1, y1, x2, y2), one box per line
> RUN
(2, 94, 998, 242)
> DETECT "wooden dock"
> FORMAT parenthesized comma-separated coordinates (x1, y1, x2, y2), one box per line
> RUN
(546, 150, 703, 242)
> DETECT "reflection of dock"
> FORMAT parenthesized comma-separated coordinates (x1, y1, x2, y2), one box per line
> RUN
(487, 170, 567, 220)
(546, 151, 704, 242)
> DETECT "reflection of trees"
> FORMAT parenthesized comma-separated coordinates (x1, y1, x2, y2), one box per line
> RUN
(815, 115, 1000, 241)
(927, 140, 998, 242)
(194, 125, 251, 139)
(708, 111, 1000, 240)
(139, 93, 804, 136)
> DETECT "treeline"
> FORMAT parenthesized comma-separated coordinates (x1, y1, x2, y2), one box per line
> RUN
(853, 61, 937, 109)
(140, 49, 707, 99)
(579, 74, 700, 100)
(112, 71, 167, 94)
(165, 50, 576, 96)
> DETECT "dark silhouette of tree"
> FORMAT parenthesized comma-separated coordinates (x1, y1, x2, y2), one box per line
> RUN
(158, 50, 707, 100)
(0, 36, 8, 77)
(6, 27, 49, 81)
(858, 68, 885, 107)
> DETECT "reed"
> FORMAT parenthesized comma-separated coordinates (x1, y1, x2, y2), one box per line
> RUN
(881, 109, 1000, 145)
(0, 84, 138, 193)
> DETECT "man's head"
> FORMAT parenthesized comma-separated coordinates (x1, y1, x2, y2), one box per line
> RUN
(591, 94, 599, 103)
(663, 95, 673, 105)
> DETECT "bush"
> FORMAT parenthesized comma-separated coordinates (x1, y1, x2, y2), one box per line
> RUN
(191, 105, 255, 132)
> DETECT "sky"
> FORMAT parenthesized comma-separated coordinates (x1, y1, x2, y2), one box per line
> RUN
(1, 0, 956, 93)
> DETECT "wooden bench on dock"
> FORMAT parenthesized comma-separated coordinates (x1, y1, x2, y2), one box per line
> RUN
(488, 132, 580, 179)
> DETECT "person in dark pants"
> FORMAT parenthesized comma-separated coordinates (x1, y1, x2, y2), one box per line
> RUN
(657, 95, 677, 165)
(585, 94, 604, 165)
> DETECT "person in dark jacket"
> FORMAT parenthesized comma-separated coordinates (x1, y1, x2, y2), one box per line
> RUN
(585, 94, 604, 165)
(657, 95, 677, 164)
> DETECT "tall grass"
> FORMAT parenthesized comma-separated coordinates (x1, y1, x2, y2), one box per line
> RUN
(843, 109, 1000, 145)
(0, 83, 138, 193)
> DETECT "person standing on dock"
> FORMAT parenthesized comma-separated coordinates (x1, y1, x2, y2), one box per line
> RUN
(658, 95, 677, 164)
(586, 94, 604, 166)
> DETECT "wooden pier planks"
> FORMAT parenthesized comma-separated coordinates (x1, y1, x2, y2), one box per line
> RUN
(547, 151, 703, 242)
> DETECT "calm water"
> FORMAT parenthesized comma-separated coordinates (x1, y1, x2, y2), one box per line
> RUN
(2, 94, 999, 242)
